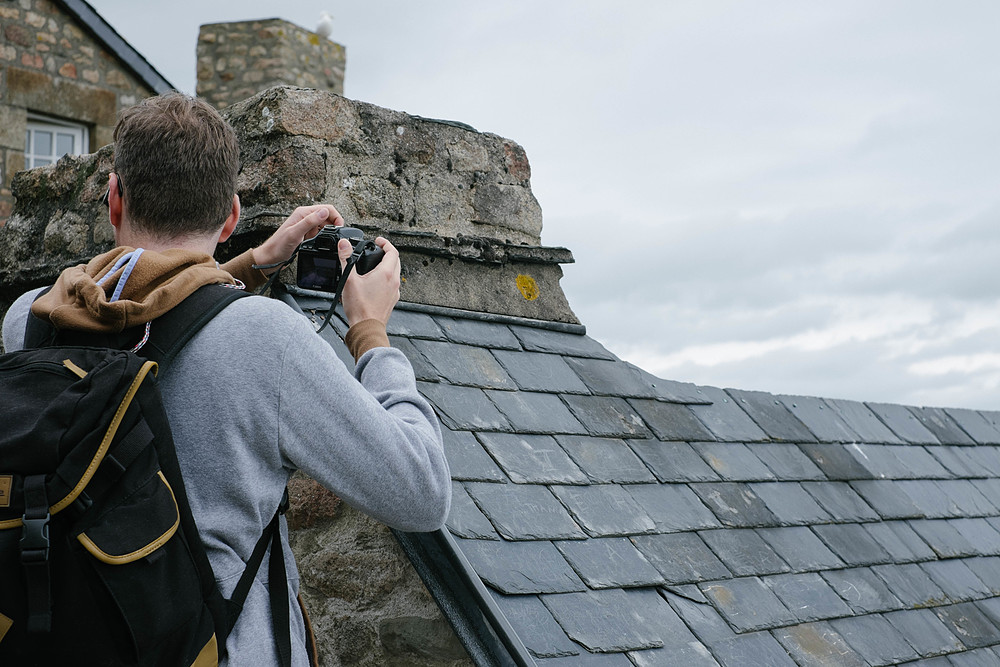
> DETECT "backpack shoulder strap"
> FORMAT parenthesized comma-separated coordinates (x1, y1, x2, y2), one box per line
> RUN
(140, 284, 250, 367)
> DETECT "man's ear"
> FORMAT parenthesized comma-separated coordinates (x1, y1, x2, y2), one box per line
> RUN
(108, 172, 123, 230)
(218, 194, 240, 243)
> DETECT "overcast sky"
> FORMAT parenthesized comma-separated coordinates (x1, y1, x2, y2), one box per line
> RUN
(89, 0, 1000, 410)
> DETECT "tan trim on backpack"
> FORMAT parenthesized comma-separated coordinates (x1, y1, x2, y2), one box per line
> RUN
(0, 611, 12, 644)
(189, 633, 219, 667)
(76, 471, 179, 565)
(62, 359, 88, 378)
(51, 360, 159, 516)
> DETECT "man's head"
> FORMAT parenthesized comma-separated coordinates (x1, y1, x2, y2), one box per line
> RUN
(112, 92, 239, 241)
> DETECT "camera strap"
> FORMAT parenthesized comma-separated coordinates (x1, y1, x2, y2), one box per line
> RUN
(313, 241, 371, 334)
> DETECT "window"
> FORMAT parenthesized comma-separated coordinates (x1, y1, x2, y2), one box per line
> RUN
(24, 115, 89, 168)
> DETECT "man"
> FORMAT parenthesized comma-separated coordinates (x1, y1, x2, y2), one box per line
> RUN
(1, 92, 451, 665)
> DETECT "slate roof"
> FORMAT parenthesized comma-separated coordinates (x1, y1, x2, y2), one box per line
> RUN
(289, 288, 1000, 666)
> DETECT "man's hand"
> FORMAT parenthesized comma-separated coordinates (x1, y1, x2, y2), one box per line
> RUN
(252, 205, 344, 274)
(338, 236, 400, 327)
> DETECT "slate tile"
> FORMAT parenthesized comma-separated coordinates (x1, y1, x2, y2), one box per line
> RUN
(850, 480, 924, 520)
(456, 538, 585, 594)
(944, 408, 1000, 445)
(687, 385, 770, 443)
(883, 445, 953, 479)
(663, 591, 738, 645)
(866, 401, 941, 445)
(624, 483, 721, 533)
(920, 558, 992, 601)
(749, 443, 826, 481)
(812, 524, 892, 567)
(628, 440, 719, 482)
(465, 482, 587, 541)
(797, 443, 875, 480)
(950, 647, 1000, 666)
(665, 584, 708, 604)
(895, 480, 961, 519)
(964, 556, 1000, 595)
(628, 399, 716, 441)
(691, 483, 780, 528)
(555, 538, 665, 589)
(563, 356, 662, 398)
(489, 592, 580, 658)
(773, 622, 867, 667)
(710, 631, 799, 667)
(561, 395, 651, 438)
(632, 533, 732, 584)
(825, 398, 906, 444)
(387, 335, 439, 381)
(974, 479, 1000, 507)
(628, 367, 712, 405)
(418, 382, 511, 431)
(550, 484, 657, 537)
(822, 567, 903, 614)
(800, 481, 880, 522)
(411, 340, 517, 389)
(976, 595, 1000, 628)
(762, 572, 853, 622)
(908, 407, 976, 446)
(700, 577, 797, 632)
(929, 446, 980, 478)
(934, 602, 1000, 649)
(777, 395, 861, 443)
(385, 308, 445, 338)
(699, 529, 790, 577)
(486, 390, 587, 435)
(446, 483, 499, 540)
(936, 479, 998, 516)
(756, 527, 845, 571)
(627, 646, 720, 667)
(492, 349, 591, 394)
(541, 588, 697, 653)
(692, 442, 776, 482)
(863, 521, 937, 562)
(961, 446, 1000, 476)
(555, 435, 657, 484)
(725, 388, 817, 442)
(509, 325, 616, 359)
(316, 320, 356, 370)
(909, 519, 978, 558)
(535, 651, 634, 666)
(749, 482, 833, 525)
(441, 428, 507, 482)
(435, 316, 521, 350)
(828, 614, 920, 665)
(476, 432, 588, 484)
(871, 563, 949, 608)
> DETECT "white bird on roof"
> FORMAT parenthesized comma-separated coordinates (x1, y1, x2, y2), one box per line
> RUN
(316, 11, 333, 39)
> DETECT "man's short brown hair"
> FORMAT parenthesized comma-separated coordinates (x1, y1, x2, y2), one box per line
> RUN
(113, 92, 239, 239)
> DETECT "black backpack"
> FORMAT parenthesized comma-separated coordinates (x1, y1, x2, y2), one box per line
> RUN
(0, 285, 293, 666)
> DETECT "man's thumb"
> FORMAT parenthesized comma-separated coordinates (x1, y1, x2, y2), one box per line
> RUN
(338, 238, 353, 269)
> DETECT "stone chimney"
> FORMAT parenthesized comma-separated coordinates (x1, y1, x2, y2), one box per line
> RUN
(196, 18, 346, 109)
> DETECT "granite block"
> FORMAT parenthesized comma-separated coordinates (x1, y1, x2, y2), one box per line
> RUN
(555, 435, 657, 484)
(700, 577, 797, 632)
(486, 390, 587, 435)
(555, 537, 665, 589)
(756, 527, 845, 571)
(441, 428, 507, 482)
(725, 388, 817, 442)
(457, 538, 585, 594)
(624, 483, 721, 533)
(750, 482, 833, 525)
(632, 533, 732, 584)
(476, 432, 588, 484)
(691, 483, 780, 528)
(687, 385, 769, 443)
(629, 399, 717, 442)
(822, 567, 903, 614)
(628, 440, 720, 483)
(561, 395, 652, 438)
(692, 442, 776, 482)
(550, 484, 657, 537)
(492, 349, 591, 394)
(466, 482, 587, 540)
(699, 528, 791, 577)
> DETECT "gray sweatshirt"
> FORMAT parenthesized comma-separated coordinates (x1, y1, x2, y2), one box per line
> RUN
(3, 288, 451, 666)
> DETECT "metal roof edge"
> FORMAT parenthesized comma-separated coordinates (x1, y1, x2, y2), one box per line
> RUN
(57, 0, 174, 94)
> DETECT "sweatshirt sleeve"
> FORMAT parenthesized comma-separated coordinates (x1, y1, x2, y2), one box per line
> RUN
(274, 314, 451, 532)
(2, 288, 45, 353)
(220, 249, 269, 291)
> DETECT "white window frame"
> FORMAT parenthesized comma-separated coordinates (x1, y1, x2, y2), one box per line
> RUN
(24, 114, 89, 169)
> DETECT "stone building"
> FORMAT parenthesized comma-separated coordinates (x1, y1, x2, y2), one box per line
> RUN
(0, 0, 171, 223)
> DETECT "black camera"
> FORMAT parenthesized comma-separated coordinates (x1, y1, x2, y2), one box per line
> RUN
(296, 225, 384, 293)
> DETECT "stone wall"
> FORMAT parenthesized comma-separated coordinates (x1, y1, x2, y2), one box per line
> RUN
(0, 0, 157, 222)
(197, 18, 346, 110)
(0, 85, 577, 664)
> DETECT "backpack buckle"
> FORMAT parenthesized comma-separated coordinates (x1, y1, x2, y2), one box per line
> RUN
(20, 514, 51, 563)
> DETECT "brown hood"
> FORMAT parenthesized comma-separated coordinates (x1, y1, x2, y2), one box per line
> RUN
(31, 247, 237, 333)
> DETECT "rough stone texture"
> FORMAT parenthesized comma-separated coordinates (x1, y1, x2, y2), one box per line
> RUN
(197, 19, 346, 110)
(0, 0, 157, 223)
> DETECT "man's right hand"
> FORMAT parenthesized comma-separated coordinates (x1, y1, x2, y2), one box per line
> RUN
(253, 205, 344, 274)
(338, 236, 400, 327)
